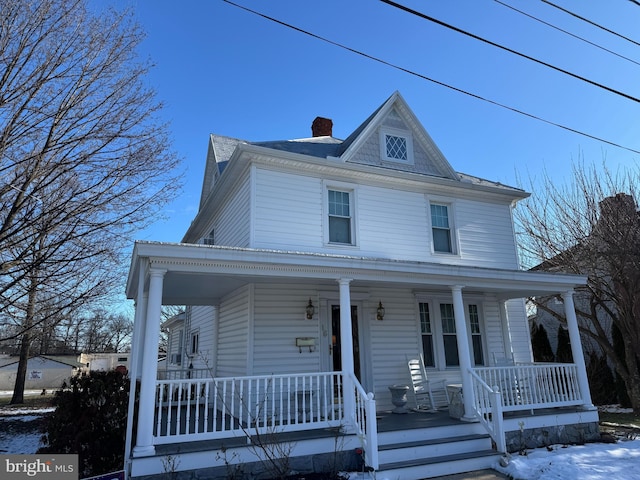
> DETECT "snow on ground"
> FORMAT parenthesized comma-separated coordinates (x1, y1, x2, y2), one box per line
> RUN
(495, 439, 640, 480)
(2, 400, 640, 479)
(0, 409, 51, 454)
(0, 395, 55, 455)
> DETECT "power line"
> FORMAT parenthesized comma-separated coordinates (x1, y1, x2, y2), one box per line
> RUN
(380, 0, 640, 104)
(542, 0, 640, 47)
(494, 0, 640, 67)
(221, 0, 640, 155)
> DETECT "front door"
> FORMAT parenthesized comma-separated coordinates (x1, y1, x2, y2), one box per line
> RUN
(331, 304, 361, 382)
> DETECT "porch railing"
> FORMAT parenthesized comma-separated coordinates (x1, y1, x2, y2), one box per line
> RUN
(153, 372, 345, 445)
(469, 369, 506, 453)
(158, 368, 211, 380)
(352, 373, 378, 470)
(473, 363, 583, 412)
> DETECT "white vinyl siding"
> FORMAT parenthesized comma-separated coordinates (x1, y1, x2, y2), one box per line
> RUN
(251, 284, 321, 375)
(168, 328, 184, 366)
(454, 199, 519, 268)
(252, 168, 519, 268)
(211, 173, 251, 248)
(191, 282, 517, 412)
(187, 306, 216, 371)
(368, 289, 429, 410)
(357, 186, 429, 260)
(506, 298, 534, 364)
(216, 286, 250, 377)
(482, 300, 509, 362)
(253, 169, 322, 250)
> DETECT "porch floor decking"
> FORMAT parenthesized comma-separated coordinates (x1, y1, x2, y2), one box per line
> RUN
(153, 408, 458, 456)
(151, 405, 586, 457)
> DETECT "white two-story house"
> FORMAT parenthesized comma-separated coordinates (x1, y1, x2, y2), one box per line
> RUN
(124, 92, 598, 480)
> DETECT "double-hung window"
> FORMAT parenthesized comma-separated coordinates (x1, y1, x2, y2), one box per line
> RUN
(469, 304, 484, 365)
(440, 303, 459, 366)
(419, 303, 435, 367)
(191, 331, 199, 355)
(417, 299, 485, 369)
(328, 189, 353, 244)
(431, 203, 452, 253)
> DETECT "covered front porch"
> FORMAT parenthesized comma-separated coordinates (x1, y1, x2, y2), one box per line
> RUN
(124, 242, 596, 479)
(127, 365, 598, 479)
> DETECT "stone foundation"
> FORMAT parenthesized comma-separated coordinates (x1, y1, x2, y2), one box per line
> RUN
(136, 449, 361, 480)
(505, 421, 600, 453)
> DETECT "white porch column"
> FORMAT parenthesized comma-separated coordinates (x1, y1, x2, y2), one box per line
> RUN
(133, 268, 166, 457)
(499, 300, 514, 362)
(124, 291, 148, 464)
(562, 290, 595, 409)
(338, 278, 356, 424)
(451, 285, 476, 421)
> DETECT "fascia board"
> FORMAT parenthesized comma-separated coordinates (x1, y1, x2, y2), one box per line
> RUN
(337, 92, 398, 163)
(338, 92, 458, 180)
(235, 143, 527, 201)
(397, 98, 459, 181)
(125, 241, 141, 299)
(182, 147, 251, 243)
(134, 242, 586, 297)
(181, 140, 527, 243)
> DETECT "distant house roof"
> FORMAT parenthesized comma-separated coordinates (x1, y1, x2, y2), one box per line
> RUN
(0, 355, 85, 370)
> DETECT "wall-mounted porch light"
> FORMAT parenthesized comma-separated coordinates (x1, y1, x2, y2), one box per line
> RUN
(376, 301, 385, 321)
(306, 299, 316, 320)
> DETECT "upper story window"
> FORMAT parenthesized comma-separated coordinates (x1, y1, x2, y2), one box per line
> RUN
(202, 228, 215, 245)
(328, 188, 354, 245)
(380, 127, 414, 164)
(430, 203, 453, 253)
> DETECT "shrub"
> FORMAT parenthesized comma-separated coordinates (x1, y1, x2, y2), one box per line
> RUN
(38, 370, 134, 478)
(586, 352, 617, 405)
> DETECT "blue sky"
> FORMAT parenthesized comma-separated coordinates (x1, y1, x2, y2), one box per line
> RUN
(107, 0, 640, 243)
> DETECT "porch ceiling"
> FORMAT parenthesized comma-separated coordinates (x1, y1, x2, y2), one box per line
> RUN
(126, 241, 587, 305)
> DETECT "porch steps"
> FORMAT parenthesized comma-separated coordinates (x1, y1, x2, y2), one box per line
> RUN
(376, 425, 503, 479)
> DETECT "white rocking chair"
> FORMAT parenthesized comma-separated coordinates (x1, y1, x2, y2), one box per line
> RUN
(406, 354, 449, 412)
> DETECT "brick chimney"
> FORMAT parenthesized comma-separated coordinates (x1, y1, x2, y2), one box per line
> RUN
(311, 116, 333, 137)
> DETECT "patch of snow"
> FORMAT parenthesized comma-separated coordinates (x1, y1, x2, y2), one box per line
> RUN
(0, 414, 46, 454)
(599, 404, 634, 414)
(495, 439, 640, 480)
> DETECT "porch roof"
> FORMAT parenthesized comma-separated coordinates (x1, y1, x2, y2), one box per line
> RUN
(126, 241, 587, 305)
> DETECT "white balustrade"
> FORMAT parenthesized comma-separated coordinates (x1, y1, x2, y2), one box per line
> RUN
(474, 363, 583, 411)
(153, 372, 344, 444)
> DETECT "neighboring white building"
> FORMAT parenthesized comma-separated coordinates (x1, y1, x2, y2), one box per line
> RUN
(124, 92, 597, 480)
(80, 352, 130, 373)
(0, 355, 86, 391)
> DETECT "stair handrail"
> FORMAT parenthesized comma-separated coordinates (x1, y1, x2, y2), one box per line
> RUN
(350, 373, 379, 471)
(469, 369, 506, 453)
